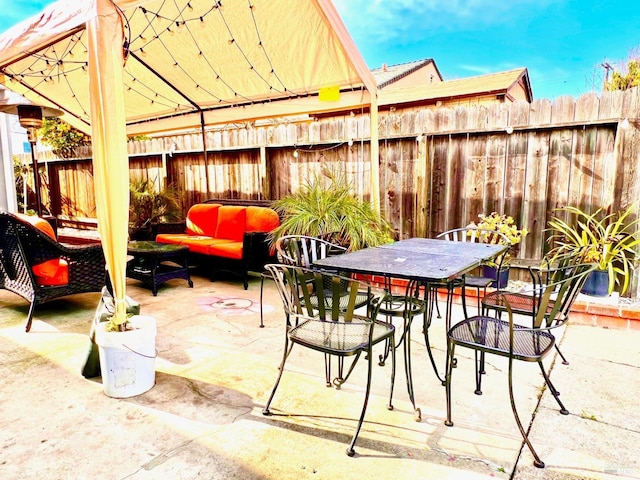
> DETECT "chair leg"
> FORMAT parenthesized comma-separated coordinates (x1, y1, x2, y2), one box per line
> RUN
(25, 301, 36, 332)
(554, 344, 570, 365)
(538, 361, 569, 415)
(387, 333, 396, 412)
(263, 336, 293, 415)
(444, 340, 455, 427)
(259, 274, 266, 328)
(474, 350, 483, 395)
(325, 354, 345, 388)
(508, 357, 545, 468)
(346, 347, 374, 457)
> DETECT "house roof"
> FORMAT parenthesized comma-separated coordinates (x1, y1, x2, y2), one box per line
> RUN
(371, 59, 442, 89)
(378, 67, 533, 106)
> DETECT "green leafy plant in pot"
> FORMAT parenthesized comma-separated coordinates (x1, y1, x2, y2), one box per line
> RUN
(269, 169, 394, 250)
(129, 177, 182, 241)
(547, 204, 640, 295)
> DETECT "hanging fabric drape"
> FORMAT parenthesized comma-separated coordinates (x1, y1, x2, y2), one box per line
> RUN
(86, 0, 130, 325)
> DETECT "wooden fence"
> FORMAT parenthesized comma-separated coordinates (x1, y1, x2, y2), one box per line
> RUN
(22, 87, 640, 263)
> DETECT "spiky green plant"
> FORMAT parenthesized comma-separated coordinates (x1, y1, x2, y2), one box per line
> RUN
(547, 204, 640, 295)
(270, 170, 394, 251)
(129, 177, 182, 239)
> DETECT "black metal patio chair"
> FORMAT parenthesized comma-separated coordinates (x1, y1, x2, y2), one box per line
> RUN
(481, 251, 589, 366)
(444, 259, 594, 468)
(0, 211, 106, 331)
(265, 235, 373, 387)
(262, 263, 396, 456)
(436, 227, 511, 314)
(259, 234, 353, 328)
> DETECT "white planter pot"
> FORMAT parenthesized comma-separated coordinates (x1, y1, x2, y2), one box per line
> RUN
(95, 315, 157, 398)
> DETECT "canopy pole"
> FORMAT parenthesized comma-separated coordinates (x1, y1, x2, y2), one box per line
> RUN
(200, 111, 210, 198)
(370, 96, 380, 212)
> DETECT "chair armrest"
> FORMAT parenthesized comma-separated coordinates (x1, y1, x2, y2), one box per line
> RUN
(243, 232, 275, 271)
(154, 222, 187, 235)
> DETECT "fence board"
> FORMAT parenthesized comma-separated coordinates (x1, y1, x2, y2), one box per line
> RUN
(33, 89, 640, 263)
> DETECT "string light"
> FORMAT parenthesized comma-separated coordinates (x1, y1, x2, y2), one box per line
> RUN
(1, 0, 292, 124)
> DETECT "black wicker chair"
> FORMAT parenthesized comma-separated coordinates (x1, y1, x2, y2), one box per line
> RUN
(0, 212, 106, 331)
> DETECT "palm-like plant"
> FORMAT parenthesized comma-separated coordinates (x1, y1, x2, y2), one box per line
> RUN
(547, 204, 640, 295)
(270, 170, 394, 251)
(129, 177, 182, 240)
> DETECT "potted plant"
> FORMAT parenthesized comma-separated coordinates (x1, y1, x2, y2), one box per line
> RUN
(467, 212, 529, 288)
(269, 169, 394, 250)
(547, 204, 640, 296)
(129, 177, 182, 241)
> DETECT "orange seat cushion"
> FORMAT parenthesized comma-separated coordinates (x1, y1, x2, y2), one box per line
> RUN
(246, 206, 280, 232)
(32, 259, 69, 286)
(186, 204, 221, 237)
(180, 237, 234, 255)
(214, 206, 247, 241)
(209, 242, 243, 260)
(155, 233, 188, 245)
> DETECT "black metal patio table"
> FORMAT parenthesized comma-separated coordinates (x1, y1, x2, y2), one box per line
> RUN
(314, 238, 507, 419)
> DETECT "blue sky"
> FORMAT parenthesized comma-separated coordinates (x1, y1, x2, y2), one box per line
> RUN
(2, 1, 639, 100)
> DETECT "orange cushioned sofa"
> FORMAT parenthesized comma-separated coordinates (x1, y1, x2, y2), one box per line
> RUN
(155, 203, 280, 289)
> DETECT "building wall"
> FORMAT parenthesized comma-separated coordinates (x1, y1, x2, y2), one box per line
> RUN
(384, 63, 442, 89)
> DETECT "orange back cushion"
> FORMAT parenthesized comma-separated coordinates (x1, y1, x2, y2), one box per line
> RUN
(214, 206, 247, 241)
(245, 207, 280, 233)
(16, 213, 56, 240)
(186, 204, 221, 237)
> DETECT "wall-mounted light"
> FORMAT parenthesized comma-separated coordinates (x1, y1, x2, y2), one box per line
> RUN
(416, 134, 424, 142)
(293, 149, 298, 158)
(505, 126, 514, 135)
(621, 118, 631, 130)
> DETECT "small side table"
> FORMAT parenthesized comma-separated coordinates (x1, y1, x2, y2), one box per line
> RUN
(127, 241, 193, 296)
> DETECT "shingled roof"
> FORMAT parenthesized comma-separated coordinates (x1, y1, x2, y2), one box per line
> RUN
(371, 59, 442, 88)
(378, 67, 533, 105)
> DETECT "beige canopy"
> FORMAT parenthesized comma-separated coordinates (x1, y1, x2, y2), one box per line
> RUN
(0, 0, 380, 324)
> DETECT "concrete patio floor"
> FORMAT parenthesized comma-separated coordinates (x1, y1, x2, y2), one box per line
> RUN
(0, 271, 638, 479)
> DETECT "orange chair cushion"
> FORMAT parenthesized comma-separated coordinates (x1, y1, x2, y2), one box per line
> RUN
(155, 233, 188, 245)
(208, 242, 243, 260)
(32, 259, 69, 286)
(245, 206, 280, 232)
(186, 203, 221, 237)
(179, 237, 234, 255)
(15, 213, 56, 240)
(214, 206, 247, 241)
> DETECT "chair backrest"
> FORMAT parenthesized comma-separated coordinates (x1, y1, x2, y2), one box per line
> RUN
(437, 227, 510, 246)
(0, 212, 63, 266)
(0, 212, 37, 294)
(437, 227, 512, 272)
(275, 235, 347, 268)
(266, 263, 386, 324)
(528, 255, 594, 328)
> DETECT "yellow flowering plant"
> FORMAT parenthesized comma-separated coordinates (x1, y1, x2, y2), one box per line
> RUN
(547, 204, 640, 295)
(467, 212, 529, 266)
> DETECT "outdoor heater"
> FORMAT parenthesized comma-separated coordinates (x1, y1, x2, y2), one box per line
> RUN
(0, 91, 63, 217)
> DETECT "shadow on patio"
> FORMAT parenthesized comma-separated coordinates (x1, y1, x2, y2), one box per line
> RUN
(0, 272, 638, 479)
